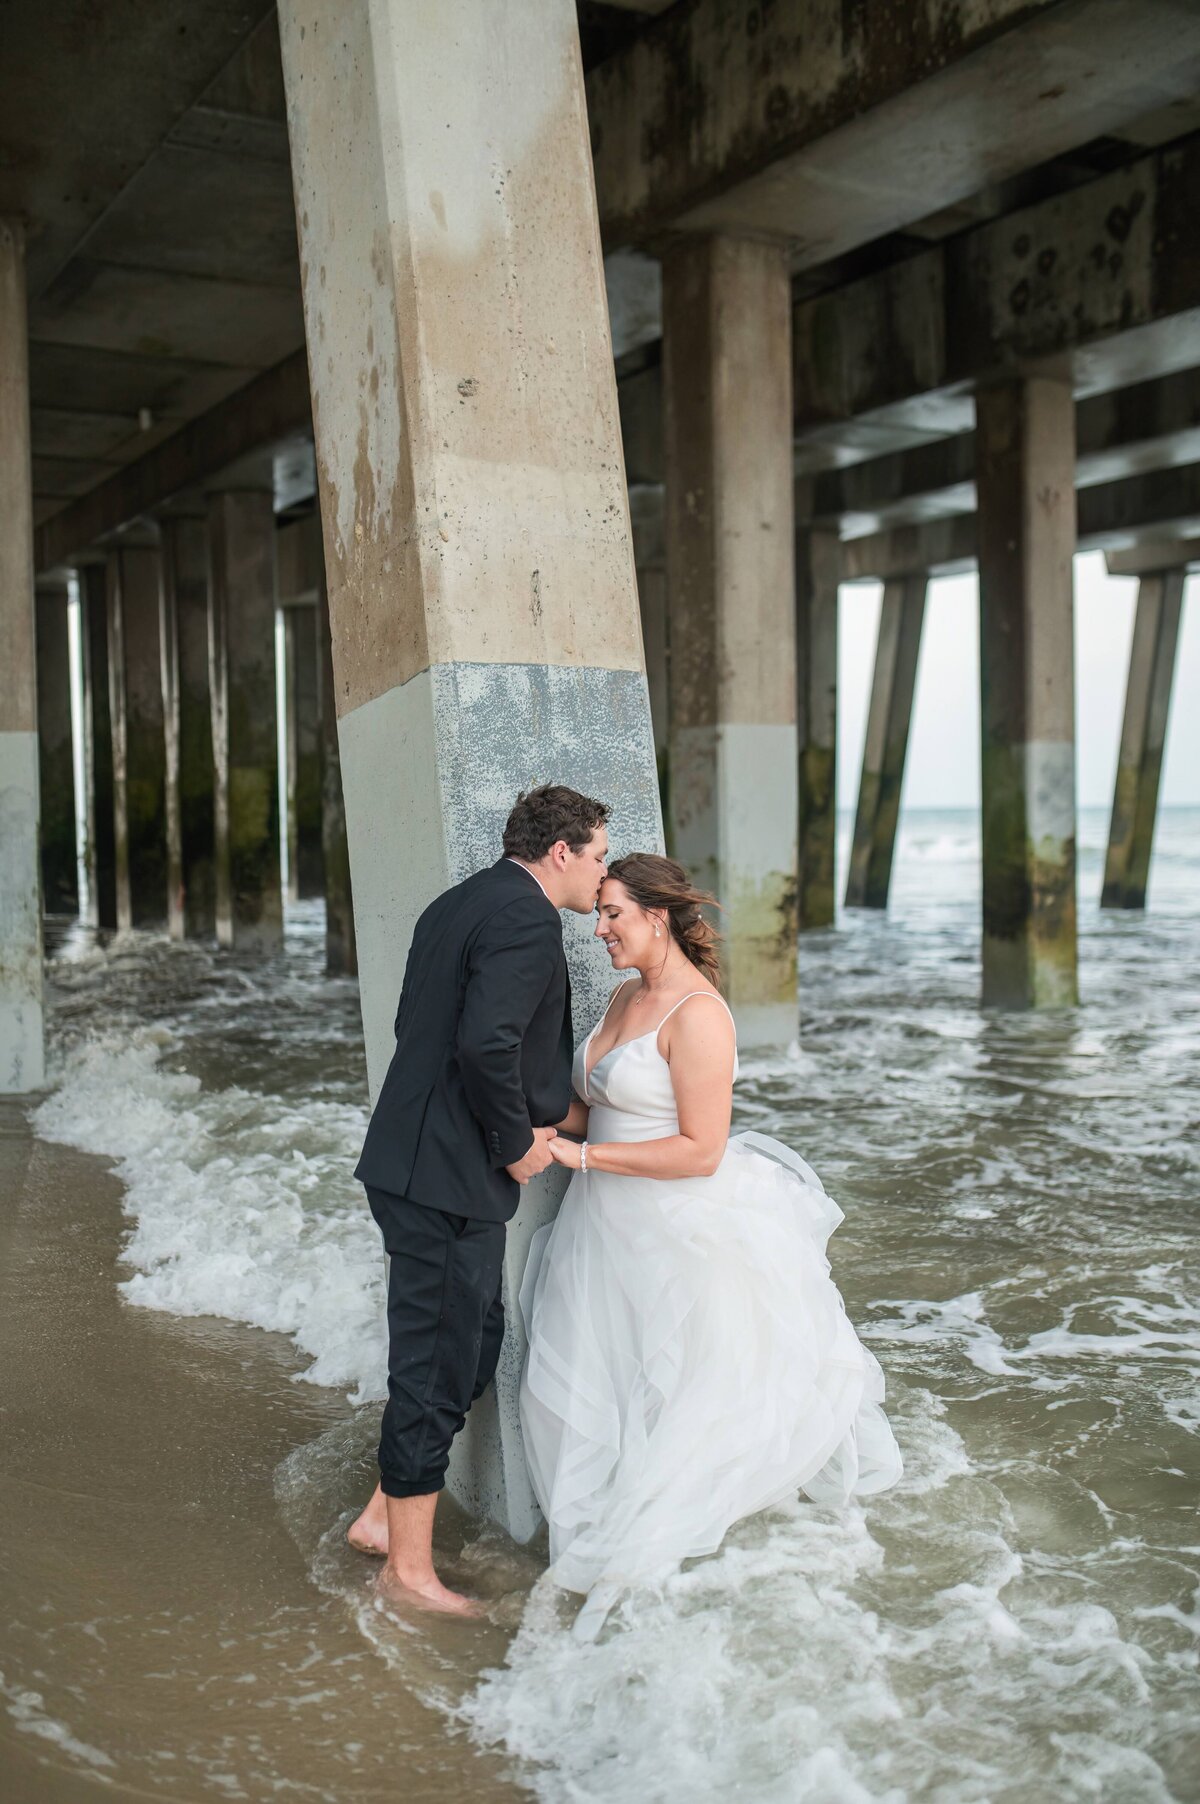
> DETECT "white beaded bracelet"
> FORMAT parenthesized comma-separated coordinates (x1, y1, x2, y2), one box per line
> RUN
(580, 1141, 589, 1172)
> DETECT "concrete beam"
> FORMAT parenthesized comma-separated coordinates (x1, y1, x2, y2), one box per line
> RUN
(34, 350, 310, 573)
(0, 220, 45, 1091)
(1101, 570, 1184, 909)
(795, 136, 1200, 439)
(841, 459, 1200, 582)
(1106, 538, 1200, 575)
(589, 0, 1200, 261)
(815, 367, 1200, 539)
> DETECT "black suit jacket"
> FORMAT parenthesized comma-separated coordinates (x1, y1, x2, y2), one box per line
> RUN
(354, 858, 573, 1223)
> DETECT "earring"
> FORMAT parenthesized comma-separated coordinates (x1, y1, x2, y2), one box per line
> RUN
(654, 923, 661, 937)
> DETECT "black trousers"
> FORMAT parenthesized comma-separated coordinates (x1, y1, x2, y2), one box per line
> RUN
(365, 1186, 506, 1499)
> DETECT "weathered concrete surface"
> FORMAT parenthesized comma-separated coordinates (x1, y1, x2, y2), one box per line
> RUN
(814, 367, 1200, 540)
(629, 482, 668, 800)
(795, 509, 840, 932)
(283, 603, 323, 901)
(280, 0, 662, 1542)
(0, 221, 44, 1092)
(34, 581, 77, 914)
(976, 376, 1078, 1009)
(845, 577, 927, 911)
(207, 490, 281, 951)
(36, 351, 311, 573)
(841, 457, 1200, 583)
(1101, 570, 1184, 910)
(794, 136, 1200, 445)
(1106, 538, 1200, 577)
(169, 518, 216, 939)
(106, 543, 169, 931)
(588, 0, 1200, 260)
(79, 563, 117, 931)
(663, 234, 797, 1030)
(159, 518, 216, 939)
(315, 566, 355, 978)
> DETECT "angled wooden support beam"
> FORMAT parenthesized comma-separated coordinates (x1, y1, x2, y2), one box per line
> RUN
(1101, 570, 1185, 909)
(845, 577, 927, 911)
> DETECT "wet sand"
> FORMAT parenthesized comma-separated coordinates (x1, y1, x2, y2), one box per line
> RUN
(0, 1102, 525, 1803)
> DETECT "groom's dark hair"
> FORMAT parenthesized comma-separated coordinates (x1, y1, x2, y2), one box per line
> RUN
(502, 785, 610, 862)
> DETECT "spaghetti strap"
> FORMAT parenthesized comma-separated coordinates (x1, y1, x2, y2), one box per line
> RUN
(655, 990, 735, 1029)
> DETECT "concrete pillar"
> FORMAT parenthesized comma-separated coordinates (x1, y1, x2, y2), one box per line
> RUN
(280, 0, 661, 1541)
(315, 564, 356, 977)
(629, 483, 668, 799)
(283, 603, 324, 902)
(79, 563, 117, 930)
(1101, 569, 1184, 910)
(795, 510, 841, 930)
(975, 374, 1078, 1008)
(0, 219, 45, 1092)
(158, 540, 185, 942)
(845, 576, 927, 910)
(161, 519, 216, 939)
(107, 544, 169, 931)
(662, 234, 797, 1034)
(35, 581, 78, 916)
(206, 490, 282, 952)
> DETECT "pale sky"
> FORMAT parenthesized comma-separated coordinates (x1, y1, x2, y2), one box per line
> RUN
(838, 552, 1200, 812)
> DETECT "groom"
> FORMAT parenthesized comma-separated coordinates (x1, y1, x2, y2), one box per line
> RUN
(347, 784, 611, 1613)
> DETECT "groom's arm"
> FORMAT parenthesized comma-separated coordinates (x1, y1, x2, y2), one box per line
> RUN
(457, 899, 562, 1170)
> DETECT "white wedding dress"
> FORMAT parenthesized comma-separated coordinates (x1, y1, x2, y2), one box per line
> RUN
(519, 991, 903, 1623)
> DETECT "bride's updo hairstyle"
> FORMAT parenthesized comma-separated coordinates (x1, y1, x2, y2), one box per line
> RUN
(605, 853, 723, 989)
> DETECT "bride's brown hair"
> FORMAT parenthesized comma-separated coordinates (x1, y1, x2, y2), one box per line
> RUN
(605, 853, 723, 989)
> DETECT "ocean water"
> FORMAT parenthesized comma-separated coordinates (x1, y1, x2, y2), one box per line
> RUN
(30, 807, 1200, 1801)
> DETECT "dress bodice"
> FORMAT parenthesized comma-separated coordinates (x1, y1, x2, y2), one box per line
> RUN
(573, 992, 739, 1143)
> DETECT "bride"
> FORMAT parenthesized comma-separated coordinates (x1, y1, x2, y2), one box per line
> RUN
(520, 852, 902, 1631)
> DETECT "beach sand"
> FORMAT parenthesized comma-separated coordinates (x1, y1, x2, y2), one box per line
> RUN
(0, 1101, 524, 1803)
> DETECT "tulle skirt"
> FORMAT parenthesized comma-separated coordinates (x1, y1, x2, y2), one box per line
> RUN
(519, 1132, 902, 1607)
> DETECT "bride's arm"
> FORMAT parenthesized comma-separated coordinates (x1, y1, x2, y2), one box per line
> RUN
(550, 1005, 734, 1179)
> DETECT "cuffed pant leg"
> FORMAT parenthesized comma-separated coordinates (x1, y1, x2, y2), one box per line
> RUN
(366, 1188, 505, 1499)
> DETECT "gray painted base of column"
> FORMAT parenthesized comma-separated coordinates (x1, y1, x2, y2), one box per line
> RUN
(0, 732, 45, 1091)
(339, 660, 662, 1544)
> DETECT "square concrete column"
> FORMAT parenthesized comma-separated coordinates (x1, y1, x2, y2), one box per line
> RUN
(160, 518, 216, 939)
(0, 219, 44, 1092)
(107, 543, 169, 931)
(662, 234, 798, 1036)
(283, 603, 324, 902)
(206, 490, 282, 952)
(280, 0, 661, 1541)
(315, 564, 356, 978)
(79, 562, 117, 930)
(796, 508, 841, 930)
(1101, 568, 1184, 910)
(845, 575, 927, 910)
(35, 580, 78, 916)
(629, 483, 668, 798)
(976, 374, 1078, 1008)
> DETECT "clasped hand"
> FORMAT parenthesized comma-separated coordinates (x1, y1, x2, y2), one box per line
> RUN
(505, 1127, 558, 1185)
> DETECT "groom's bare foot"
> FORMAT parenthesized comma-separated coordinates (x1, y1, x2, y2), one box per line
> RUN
(347, 1483, 389, 1556)
(375, 1562, 482, 1618)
